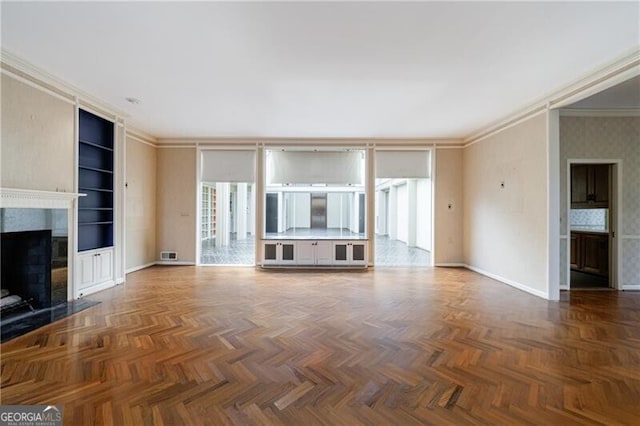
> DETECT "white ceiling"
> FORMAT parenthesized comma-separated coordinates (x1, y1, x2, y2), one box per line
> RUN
(1, 2, 639, 140)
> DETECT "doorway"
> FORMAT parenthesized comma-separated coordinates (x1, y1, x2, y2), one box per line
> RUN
(568, 161, 619, 289)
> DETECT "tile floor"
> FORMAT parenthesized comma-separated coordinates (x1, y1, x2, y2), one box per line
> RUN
(200, 233, 430, 266)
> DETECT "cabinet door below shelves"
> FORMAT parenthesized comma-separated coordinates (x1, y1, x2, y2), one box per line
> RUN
(77, 254, 95, 289)
(95, 249, 113, 283)
(77, 248, 114, 292)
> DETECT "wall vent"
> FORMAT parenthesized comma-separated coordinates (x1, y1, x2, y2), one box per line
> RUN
(160, 251, 178, 261)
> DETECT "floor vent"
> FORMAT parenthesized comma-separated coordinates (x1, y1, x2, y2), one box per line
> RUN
(160, 251, 178, 261)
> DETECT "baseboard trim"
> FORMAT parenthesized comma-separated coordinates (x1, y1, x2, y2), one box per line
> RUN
(464, 264, 549, 299)
(125, 262, 156, 274)
(621, 285, 640, 291)
(75, 280, 115, 299)
(434, 263, 465, 267)
(155, 261, 195, 266)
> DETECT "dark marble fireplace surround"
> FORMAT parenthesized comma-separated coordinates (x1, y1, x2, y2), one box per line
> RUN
(1, 207, 97, 342)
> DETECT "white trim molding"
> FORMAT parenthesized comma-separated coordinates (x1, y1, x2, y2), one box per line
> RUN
(1, 49, 130, 120)
(465, 264, 549, 299)
(0, 187, 84, 209)
(560, 108, 640, 117)
(434, 263, 465, 267)
(125, 262, 157, 274)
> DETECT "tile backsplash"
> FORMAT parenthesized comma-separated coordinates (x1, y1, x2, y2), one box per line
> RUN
(570, 208, 608, 231)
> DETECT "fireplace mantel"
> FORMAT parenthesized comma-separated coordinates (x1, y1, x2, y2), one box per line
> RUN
(0, 188, 84, 209)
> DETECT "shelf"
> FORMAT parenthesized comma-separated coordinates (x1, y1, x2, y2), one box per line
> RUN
(79, 165, 113, 174)
(79, 187, 114, 193)
(80, 139, 114, 152)
(78, 109, 114, 252)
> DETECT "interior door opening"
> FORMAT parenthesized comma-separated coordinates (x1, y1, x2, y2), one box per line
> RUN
(568, 162, 617, 289)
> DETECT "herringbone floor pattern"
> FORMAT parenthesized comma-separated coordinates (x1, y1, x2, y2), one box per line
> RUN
(2, 266, 640, 424)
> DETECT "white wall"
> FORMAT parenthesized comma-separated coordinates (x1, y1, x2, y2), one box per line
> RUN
(294, 193, 311, 228)
(416, 179, 432, 251)
(396, 183, 408, 243)
(327, 193, 343, 228)
(559, 116, 640, 288)
(463, 113, 549, 297)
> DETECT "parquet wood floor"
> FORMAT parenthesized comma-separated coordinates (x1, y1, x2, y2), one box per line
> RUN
(2, 266, 640, 425)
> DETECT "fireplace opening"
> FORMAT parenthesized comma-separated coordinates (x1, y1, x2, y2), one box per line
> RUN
(1, 229, 58, 313)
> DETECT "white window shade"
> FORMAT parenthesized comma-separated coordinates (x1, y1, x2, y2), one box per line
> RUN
(269, 151, 363, 185)
(375, 150, 430, 178)
(201, 150, 256, 183)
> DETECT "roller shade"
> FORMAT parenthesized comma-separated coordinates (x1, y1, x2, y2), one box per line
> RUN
(201, 150, 256, 183)
(376, 150, 430, 178)
(268, 151, 363, 185)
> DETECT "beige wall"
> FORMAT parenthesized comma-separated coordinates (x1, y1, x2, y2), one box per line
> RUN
(559, 116, 640, 288)
(125, 136, 157, 270)
(434, 148, 464, 264)
(1, 74, 74, 191)
(156, 147, 196, 263)
(463, 113, 549, 296)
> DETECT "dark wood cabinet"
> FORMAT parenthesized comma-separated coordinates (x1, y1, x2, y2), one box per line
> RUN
(571, 164, 609, 208)
(570, 234, 580, 269)
(570, 231, 608, 277)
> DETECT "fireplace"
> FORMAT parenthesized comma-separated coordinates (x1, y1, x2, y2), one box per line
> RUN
(0, 189, 101, 342)
(2, 229, 57, 311)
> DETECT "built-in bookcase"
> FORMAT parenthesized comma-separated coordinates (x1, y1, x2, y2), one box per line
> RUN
(78, 109, 114, 251)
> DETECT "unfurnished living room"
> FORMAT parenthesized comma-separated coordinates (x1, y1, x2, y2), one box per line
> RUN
(1, 2, 639, 424)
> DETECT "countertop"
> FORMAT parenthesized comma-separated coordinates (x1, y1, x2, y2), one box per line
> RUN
(570, 227, 608, 234)
(263, 236, 368, 241)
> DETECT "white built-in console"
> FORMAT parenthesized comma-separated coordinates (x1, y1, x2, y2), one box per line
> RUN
(262, 240, 367, 267)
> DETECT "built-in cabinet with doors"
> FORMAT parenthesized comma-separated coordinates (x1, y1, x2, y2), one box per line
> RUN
(76, 109, 115, 296)
(570, 164, 609, 208)
(262, 240, 368, 267)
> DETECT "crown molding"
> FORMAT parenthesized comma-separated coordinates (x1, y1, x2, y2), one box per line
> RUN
(156, 137, 463, 147)
(559, 108, 640, 117)
(1, 48, 130, 120)
(125, 127, 158, 147)
(464, 47, 640, 145)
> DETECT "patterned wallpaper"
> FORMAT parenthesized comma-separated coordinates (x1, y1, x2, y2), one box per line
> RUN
(559, 116, 640, 287)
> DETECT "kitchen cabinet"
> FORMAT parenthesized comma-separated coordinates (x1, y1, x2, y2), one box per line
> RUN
(570, 231, 608, 277)
(571, 164, 609, 208)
